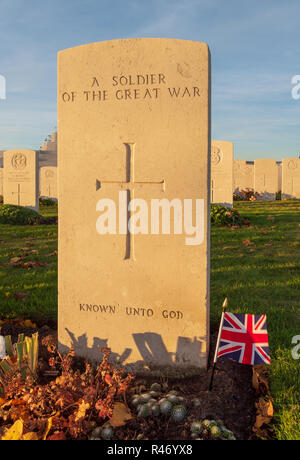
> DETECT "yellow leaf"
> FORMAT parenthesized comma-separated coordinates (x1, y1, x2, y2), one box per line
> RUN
(1, 419, 23, 440)
(22, 432, 39, 440)
(20, 320, 37, 328)
(109, 402, 132, 427)
(10, 257, 22, 264)
(256, 397, 273, 418)
(55, 375, 67, 386)
(254, 398, 274, 430)
(75, 401, 90, 422)
(42, 417, 53, 440)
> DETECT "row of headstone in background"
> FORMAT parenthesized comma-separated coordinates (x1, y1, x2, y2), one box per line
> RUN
(1, 151, 299, 207)
(233, 158, 300, 200)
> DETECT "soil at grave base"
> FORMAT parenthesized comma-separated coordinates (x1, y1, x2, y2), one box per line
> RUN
(0, 323, 257, 441)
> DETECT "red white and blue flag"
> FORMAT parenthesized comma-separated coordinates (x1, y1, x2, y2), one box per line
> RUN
(216, 312, 271, 365)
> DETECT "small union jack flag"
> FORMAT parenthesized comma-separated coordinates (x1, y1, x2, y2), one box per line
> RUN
(216, 313, 271, 365)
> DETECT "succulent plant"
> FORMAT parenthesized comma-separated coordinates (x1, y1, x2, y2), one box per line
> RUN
(159, 400, 173, 416)
(151, 404, 161, 417)
(190, 419, 236, 441)
(221, 428, 236, 440)
(145, 402, 154, 411)
(202, 419, 212, 428)
(171, 405, 187, 424)
(209, 420, 218, 428)
(191, 421, 203, 434)
(149, 390, 160, 398)
(150, 383, 161, 392)
(140, 393, 151, 403)
(168, 390, 178, 395)
(138, 404, 151, 418)
(131, 396, 141, 407)
(0, 333, 39, 383)
(210, 425, 222, 438)
(101, 426, 114, 440)
(166, 394, 179, 404)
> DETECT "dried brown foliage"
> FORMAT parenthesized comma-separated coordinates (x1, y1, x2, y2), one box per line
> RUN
(252, 365, 274, 439)
(0, 338, 135, 440)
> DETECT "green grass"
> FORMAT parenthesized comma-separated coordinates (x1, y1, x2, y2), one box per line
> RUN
(0, 200, 299, 439)
(211, 200, 300, 440)
(0, 203, 58, 323)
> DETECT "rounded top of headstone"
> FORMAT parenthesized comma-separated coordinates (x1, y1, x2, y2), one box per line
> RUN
(58, 38, 210, 58)
(3, 149, 37, 169)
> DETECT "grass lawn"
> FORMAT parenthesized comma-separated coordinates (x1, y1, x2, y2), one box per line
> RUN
(211, 200, 300, 440)
(0, 200, 299, 440)
(0, 203, 58, 323)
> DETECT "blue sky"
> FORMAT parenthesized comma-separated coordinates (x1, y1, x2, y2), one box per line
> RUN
(0, 0, 300, 160)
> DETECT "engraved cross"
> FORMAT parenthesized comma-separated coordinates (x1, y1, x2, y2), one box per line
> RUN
(12, 184, 29, 206)
(96, 143, 165, 260)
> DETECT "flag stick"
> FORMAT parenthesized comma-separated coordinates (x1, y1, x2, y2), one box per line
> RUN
(209, 298, 228, 391)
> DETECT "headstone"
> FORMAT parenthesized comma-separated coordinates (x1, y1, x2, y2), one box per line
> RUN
(233, 160, 254, 193)
(58, 38, 211, 375)
(40, 167, 58, 199)
(254, 159, 277, 200)
(3, 150, 39, 211)
(211, 140, 233, 207)
(282, 158, 300, 199)
(277, 162, 282, 193)
(0, 168, 3, 197)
